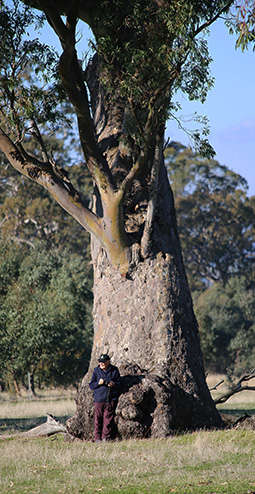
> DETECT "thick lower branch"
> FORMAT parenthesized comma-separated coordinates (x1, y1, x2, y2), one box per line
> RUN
(214, 385, 255, 405)
(1, 128, 131, 274)
(0, 128, 102, 240)
(99, 190, 131, 275)
(213, 369, 255, 405)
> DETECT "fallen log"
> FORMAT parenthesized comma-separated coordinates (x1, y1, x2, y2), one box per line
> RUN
(0, 414, 67, 439)
(22, 413, 67, 437)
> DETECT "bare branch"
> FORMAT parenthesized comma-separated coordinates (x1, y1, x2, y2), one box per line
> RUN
(209, 378, 225, 391)
(118, 148, 149, 204)
(29, 120, 49, 163)
(213, 369, 255, 405)
(15, 139, 50, 170)
(214, 385, 255, 405)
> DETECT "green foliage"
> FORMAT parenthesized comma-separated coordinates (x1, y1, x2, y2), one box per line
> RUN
(0, 1, 94, 390)
(91, 0, 228, 151)
(194, 276, 255, 375)
(0, 0, 69, 138)
(94, 0, 215, 101)
(0, 239, 93, 389)
(165, 142, 255, 289)
(227, 1, 255, 51)
(0, 0, 93, 256)
(0, 239, 24, 296)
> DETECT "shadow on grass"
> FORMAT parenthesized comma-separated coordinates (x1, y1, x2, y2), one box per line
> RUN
(0, 415, 69, 434)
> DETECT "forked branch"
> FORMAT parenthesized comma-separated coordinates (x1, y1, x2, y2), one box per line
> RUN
(212, 369, 255, 405)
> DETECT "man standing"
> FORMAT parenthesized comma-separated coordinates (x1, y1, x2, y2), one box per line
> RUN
(89, 354, 121, 443)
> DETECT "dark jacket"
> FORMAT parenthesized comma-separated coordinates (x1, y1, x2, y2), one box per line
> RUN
(89, 364, 121, 402)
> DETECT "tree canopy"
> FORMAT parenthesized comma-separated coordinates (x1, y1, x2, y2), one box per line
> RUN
(1, 0, 247, 276)
(194, 276, 255, 375)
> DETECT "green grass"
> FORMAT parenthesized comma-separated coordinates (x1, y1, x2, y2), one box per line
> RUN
(0, 383, 255, 494)
(0, 429, 255, 494)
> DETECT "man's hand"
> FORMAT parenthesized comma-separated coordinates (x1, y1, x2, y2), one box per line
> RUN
(108, 381, 115, 387)
(98, 378, 104, 385)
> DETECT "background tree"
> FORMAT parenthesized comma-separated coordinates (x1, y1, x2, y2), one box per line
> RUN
(1, 0, 246, 438)
(0, 238, 93, 392)
(165, 143, 255, 375)
(165, 143, 255, 290)
(194, 276, 255, 376)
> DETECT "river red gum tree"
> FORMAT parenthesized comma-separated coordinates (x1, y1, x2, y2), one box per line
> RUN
(0, 0, 238, 438)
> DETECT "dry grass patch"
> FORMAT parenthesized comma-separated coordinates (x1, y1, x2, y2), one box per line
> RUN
(0, 387, 76, 416)
(1, 379, 255, 493)
(0, 397, 76, 420)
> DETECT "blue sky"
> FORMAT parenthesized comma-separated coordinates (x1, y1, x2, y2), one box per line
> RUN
(38, 16, 255, 196)
(167, 20, 255, 196)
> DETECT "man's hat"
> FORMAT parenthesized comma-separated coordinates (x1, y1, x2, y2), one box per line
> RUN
(98, 353, 110, 363)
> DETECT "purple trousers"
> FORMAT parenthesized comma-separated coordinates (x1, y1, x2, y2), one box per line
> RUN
(94, 401, 117, 441)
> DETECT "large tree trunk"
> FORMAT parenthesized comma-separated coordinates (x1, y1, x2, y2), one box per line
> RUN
(66, 55, 223, 440)
(67, 148, 222, 439)
(67, 258, 222, 439)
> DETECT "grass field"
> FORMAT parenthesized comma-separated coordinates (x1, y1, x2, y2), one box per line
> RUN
(0, 375, 255, 494)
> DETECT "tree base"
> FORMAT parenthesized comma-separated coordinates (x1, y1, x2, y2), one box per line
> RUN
(66, 363, 223, 440)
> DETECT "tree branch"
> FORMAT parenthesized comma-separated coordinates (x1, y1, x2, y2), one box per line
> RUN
(213, 369, 255, 405)
(141, 137, 162, 258)
(209, 378, 225, 391)
(215, 385, 255, 405)
(0, 127, 103, 240)
(118, 100, 157, 203)
(29, 120, 49, 163)
(193, 1, 235, 37)
(37, 0, 116, 194)
(118, 149, 147, 201)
